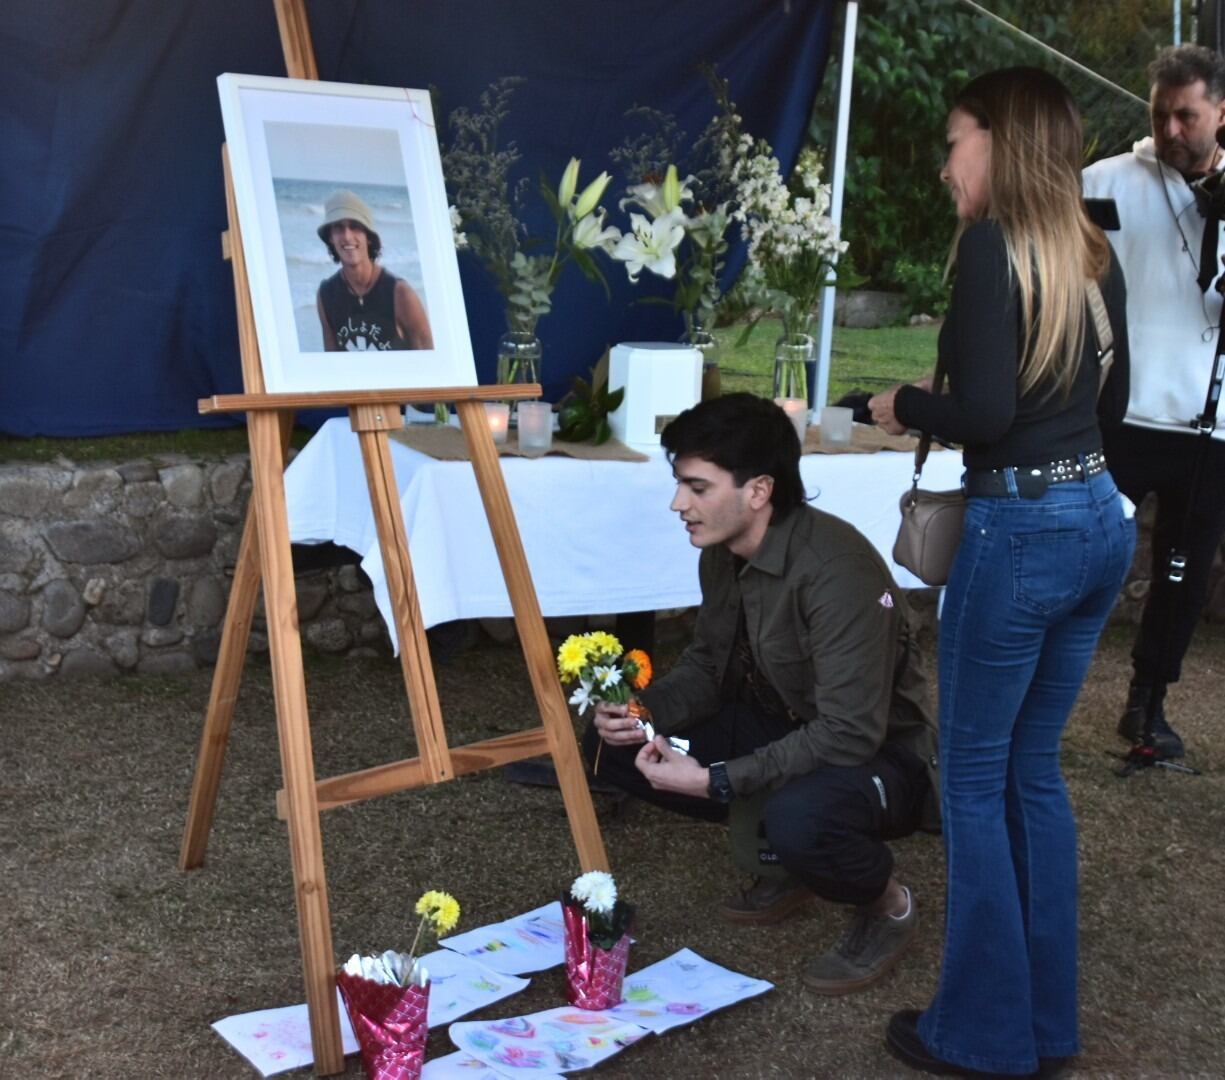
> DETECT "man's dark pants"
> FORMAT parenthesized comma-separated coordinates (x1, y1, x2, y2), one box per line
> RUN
(581, 704, 930, 907)
(1103, 424, 1225, 685)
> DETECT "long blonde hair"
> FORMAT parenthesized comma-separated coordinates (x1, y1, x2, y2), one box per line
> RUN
(952, 68, 1111, 397)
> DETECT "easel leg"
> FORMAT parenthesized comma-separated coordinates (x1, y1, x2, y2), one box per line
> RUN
(456, 401, 609, 872)
(181, 411, 294, 868)
(179, 501, 262, 870)
(248, 409, 342, 1074)
(351, 405, 454, 784)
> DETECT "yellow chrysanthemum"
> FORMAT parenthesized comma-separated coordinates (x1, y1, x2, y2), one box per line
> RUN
(556, 635, 590, 679)
(415, 890, 461, 934)
(586, 630, 622, 662)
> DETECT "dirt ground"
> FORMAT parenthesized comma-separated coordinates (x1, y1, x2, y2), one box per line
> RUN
(1, 618, 1222, 1079)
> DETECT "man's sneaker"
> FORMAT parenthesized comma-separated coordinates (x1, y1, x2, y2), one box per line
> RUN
(1117, 682, 1185, 758)
(802, 887, 917, 995)
(720, 876, 813, 925)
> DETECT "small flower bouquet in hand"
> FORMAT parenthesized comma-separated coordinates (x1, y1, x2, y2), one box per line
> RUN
(562, 870, 635, 1009)
(555, 631, 651, 715)
(336, 890, 461, 1080)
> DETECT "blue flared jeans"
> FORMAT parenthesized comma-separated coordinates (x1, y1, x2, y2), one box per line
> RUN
(918, 468, 1135, 1074)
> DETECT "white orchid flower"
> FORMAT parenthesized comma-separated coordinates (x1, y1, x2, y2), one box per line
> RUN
(611, 209, 685, 282)
(571, 210, 621, 253)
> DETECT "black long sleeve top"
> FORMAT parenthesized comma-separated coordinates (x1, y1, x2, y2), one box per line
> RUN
(894, 220, 1129, 471)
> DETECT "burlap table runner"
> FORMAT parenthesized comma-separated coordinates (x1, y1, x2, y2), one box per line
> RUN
(389, 424, 649, 462)
(802, 423, 935, 455)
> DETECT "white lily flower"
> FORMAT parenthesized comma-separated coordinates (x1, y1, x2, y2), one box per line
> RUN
(611, 209, 685, 282)
(571, 211, 621, 253)
(558, 158, 580, 209)
(619, 170, 695, 219)
(572, 171, 612, 221)
(449, 205, 468, 250)
(662, 164, 681, 213)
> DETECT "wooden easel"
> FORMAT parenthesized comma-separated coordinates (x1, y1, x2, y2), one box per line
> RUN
(180, 3, 608, 1073)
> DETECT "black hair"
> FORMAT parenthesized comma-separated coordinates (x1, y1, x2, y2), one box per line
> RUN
(660, 393, 806, 516)
(322, 222, 383, 263)
(1149, 44, 1225, 101)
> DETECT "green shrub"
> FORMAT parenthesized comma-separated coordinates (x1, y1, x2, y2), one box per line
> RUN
(889, 257, 950, 319)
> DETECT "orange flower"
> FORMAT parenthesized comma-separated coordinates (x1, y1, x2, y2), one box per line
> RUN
(625, 649, 652, 690)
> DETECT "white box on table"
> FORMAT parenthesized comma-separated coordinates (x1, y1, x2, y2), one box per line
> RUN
(608, 342, 702, 448)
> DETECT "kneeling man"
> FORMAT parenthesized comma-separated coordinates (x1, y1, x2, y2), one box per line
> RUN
(584, 394, 938, 995)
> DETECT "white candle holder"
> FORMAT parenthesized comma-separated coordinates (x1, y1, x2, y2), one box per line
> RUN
(775, 397, 808, 447)
(819, 405, 853, 447)
(516, 401, 553, 454)
(484, 402, 510, 445)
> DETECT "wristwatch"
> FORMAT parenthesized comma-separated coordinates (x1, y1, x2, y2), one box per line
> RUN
(707, 760, 733, 803)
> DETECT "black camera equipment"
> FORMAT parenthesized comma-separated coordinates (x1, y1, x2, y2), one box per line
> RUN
(1116, 127, 1225, 779)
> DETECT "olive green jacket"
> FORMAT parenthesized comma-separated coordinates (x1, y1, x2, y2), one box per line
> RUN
(639, 504, 939, 828)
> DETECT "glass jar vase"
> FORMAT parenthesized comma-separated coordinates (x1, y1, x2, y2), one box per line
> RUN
(683, 312, 722, 401)
(772, 332, 816, 406)
(496, 327, 542, 389)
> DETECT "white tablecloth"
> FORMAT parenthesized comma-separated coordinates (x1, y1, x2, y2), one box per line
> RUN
(285, 418, 965, 649)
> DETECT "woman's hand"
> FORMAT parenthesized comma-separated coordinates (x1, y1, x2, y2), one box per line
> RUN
(868, 386, 908, 435)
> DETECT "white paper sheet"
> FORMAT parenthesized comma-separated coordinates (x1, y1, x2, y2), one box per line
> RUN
(439, 901, 566, 974)
(211, 991, 358, 1077)
(419, 948, 532, 1027)
(449, 1006, 649, 1074)
(423, 1049, 563, 1079)
(606, 947, 773, 1034)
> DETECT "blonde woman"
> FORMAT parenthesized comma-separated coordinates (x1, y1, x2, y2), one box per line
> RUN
(869, 68, 1134, 1076)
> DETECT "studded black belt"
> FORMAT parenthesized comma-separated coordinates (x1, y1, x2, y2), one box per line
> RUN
(962, 449, 1107, 499)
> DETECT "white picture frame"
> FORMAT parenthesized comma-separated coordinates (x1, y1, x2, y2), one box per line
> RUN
(216, 73, 476, 394)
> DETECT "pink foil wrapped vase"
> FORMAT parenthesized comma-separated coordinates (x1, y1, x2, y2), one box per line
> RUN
(562, 900, 632, 1010)
(335, 969, 429, 1080)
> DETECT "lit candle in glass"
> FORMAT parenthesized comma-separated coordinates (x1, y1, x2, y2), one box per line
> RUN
(484, 402, 510, 445)
(517, 401, 553, 454)
(775, 397, 808, 447)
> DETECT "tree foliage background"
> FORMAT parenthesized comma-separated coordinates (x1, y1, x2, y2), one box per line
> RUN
(815, 0, 1175, 304)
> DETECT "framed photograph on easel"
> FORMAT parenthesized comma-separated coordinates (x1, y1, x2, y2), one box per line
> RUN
(217, 73, 476, 393)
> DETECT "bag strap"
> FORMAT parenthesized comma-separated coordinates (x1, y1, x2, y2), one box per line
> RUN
(1085, 278, 1114, 397)
(910, 277, 1115, 489)
(908, 351, 945, 493)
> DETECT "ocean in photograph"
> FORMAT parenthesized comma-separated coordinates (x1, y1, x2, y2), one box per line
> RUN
(272, 178, 429, 353)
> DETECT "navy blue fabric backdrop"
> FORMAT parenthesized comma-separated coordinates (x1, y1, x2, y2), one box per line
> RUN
(0, 1, 834, 436)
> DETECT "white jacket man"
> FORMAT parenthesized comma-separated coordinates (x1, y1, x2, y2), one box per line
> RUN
(1082, 43, 1225, 759)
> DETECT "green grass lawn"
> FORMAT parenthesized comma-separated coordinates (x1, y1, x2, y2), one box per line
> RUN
(717, 318, 939, 402)
(0, 321, 939, 463)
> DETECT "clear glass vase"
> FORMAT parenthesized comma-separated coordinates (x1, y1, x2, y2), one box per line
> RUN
(496, 321, 542, 422)
(772, 332, 816, 409)
(496, 326, 542, 389)
(683, 312, 722, 401)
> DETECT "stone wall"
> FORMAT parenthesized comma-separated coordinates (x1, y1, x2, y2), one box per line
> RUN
(1, 454, 1221, 681)
(0, 454, 390, 681)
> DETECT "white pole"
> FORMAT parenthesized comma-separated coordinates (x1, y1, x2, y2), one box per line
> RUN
(1174, 0, 1182, 46)
(813, 1, 858, 413)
